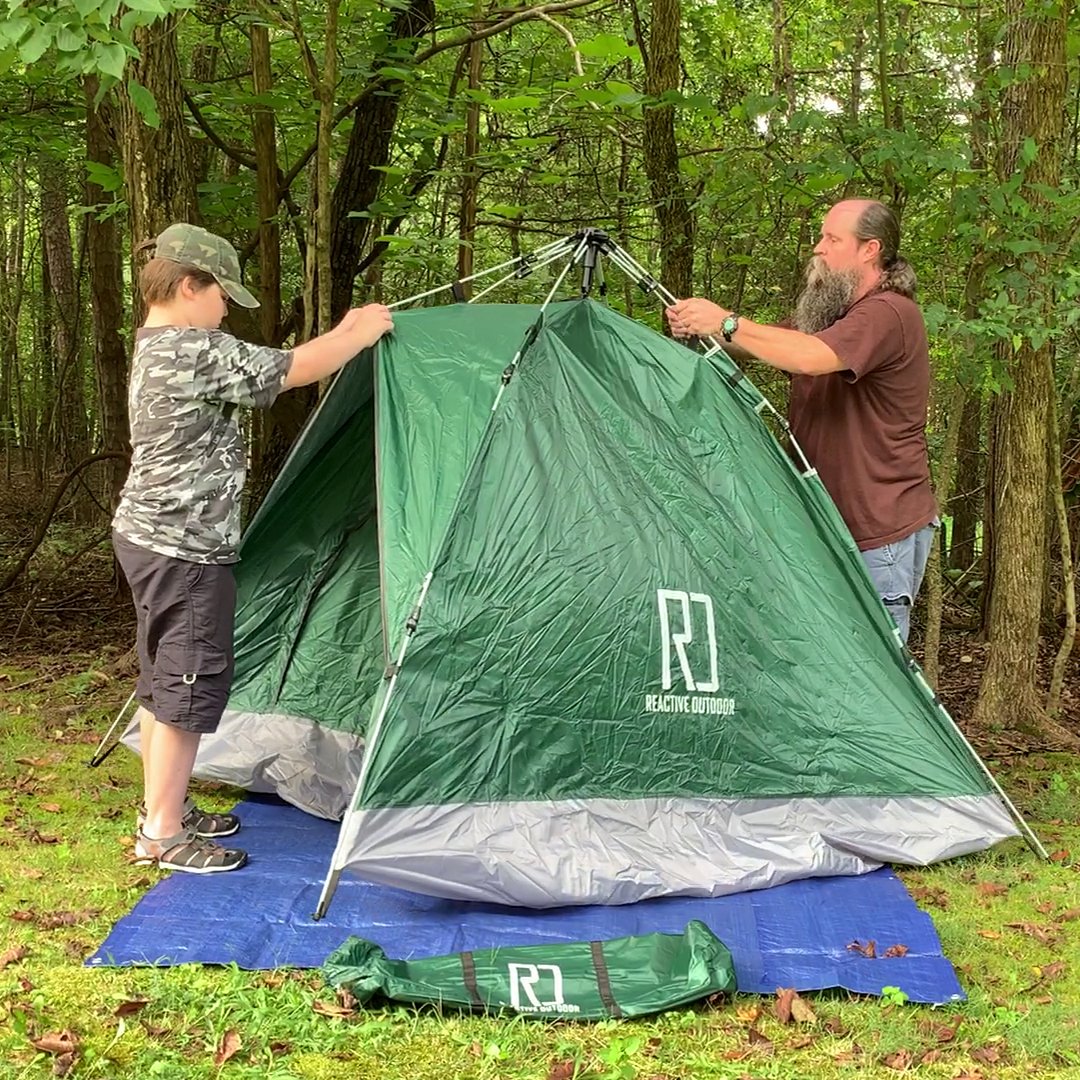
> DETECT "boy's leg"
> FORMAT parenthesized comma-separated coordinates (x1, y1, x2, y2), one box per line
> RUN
(140, 722, 201, 840)
(114, 533, 245, 872)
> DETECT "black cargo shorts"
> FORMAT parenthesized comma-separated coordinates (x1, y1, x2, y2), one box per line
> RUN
(112, 531, 236, 734)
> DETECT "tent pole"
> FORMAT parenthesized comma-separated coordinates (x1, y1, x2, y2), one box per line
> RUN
(602, 236, 1044, 856)
(88, 688, 137, 768)
(313, 571, 436, 919)
(469, 239, 579, 304)
(245, 239, 580, 542)
(314, 251, 584, 918)
(389, 236, 575, 311)
(909, 669, 1048, 859)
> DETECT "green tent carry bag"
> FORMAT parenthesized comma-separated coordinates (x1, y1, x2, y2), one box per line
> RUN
(323, 919, 736, 1020)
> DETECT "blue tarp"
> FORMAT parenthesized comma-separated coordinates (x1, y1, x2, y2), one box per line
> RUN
(88, 798, 965, 1005)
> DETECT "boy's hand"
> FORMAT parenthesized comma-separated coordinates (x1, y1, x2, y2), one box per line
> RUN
(340, 304, 394, 347)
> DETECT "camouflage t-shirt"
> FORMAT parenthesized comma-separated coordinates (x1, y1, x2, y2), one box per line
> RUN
(112, 326, 293, 564)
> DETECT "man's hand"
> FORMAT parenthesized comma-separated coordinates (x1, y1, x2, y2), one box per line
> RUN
(665, 298, 731, 339)
(337, 304, 394, 347)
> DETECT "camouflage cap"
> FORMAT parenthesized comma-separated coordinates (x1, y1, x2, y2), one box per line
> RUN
(154, 223, 260, 309)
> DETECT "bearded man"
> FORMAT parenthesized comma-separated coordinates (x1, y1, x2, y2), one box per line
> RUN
(666, 198, 938, 644)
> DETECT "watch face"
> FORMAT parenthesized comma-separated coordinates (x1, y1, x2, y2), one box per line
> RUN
(722, 316, 737, 333)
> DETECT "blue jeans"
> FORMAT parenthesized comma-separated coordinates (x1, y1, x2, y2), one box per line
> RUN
(861, 521, 937, 644)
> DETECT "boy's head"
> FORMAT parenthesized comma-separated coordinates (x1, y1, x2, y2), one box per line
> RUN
(139, 223, 259, 328)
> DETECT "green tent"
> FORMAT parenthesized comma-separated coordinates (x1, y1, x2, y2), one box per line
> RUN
(187, 293, 1020, 911)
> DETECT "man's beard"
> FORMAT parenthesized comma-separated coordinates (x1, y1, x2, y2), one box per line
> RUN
(792, 259, 860, 334)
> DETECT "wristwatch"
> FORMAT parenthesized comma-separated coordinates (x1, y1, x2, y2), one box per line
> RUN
(721, 314, 740, 341)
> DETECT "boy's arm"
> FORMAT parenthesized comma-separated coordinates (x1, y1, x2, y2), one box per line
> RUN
(283, 305, 394, 389)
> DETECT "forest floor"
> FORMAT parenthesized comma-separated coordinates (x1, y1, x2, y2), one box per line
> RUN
(3, 476, 1080, 1079)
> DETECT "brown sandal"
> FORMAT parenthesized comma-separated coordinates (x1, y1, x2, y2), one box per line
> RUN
(137, 797, 240, 839)
(134, 828, 248, 874)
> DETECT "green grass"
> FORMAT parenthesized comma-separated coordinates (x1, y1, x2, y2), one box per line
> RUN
(3, 658, 1080, 1079)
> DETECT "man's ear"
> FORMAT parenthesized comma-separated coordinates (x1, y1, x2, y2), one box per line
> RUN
(862, 238, 882, 265)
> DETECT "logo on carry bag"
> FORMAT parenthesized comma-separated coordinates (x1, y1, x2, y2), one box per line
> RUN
(508, 963, 580, 1014)
(647, 589, 735, 717)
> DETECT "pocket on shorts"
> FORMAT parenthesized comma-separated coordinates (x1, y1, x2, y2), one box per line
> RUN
(151, 642, 231, 732)
(181, 560, 236, 665)
(155, 641, 230, 683)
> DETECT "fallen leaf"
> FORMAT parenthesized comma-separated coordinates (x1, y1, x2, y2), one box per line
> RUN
(935, 1017, 962, 1043)
(1056, 908, 1080, 922)
(952, 1072, 985, 1080)
(747, 1027, 774, 1055)
(722, 1049, 751, 1061)
(40, 803, 62, 814)
(976, 882, 1008, 897)
(53, 1052, 76, 1078)
(1034, 995, 1054, 1005)
(259, 972, 288, 989)
(774, 987, 795, 1024)
(824, 1016, 849, 1037)
(37, 910, 98, 930)
(882, 1048, 913, 1070)
(15, 757, 51, 767)
(114, 1000, 149, 1018)
(884, 944, 910, 958)
(1004, 922, 1059, 946)
(790, 1034, 815, 1049)
(847, 939, 877, 958)
(970, 1046, 1002, 1064)
(9, 911, 34, 923)
(1049, 849, 1071, 863)
(268, 1040, 291, 1056)
(335, 985, 358, 1011)
(26, 831, 60, 845)
(20, 868, 45, 880)
(977, 929, 1002, 940)
(919, 1048, 944, 1065)
(312, 1000, 356, 1019)
(213, 1029, 241, 1067)
(1034, 960, 1067, 984)
(31, 1032, 78, 1055)
(548, 1060, 576, 1080)
(909, 883, 950, 908)
(0, 945, 29, 970)
(791, 994, 817, 1024)
(1036, 900, 1055, 915)
(735, 1003, 762, 1024)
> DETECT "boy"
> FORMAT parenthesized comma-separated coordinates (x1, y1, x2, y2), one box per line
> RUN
(113, 222, 393, 873)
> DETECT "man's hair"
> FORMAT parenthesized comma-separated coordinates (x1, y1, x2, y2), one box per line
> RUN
(852, 201, 917, 299)
(136, 241, 218, 305)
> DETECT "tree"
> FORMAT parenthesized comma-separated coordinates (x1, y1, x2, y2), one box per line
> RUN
(974, 0, 1072, 739)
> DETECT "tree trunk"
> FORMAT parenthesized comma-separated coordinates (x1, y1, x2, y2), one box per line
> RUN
(637, 0, 693, 300)
(85, 76, 131, 512)
(0, 163, 28, 478)
(974, 0, 1071, 740)
(949, 391, 983, 571)
(329, 0, 435, 320)
(120, 14, 202, 319)
(923, 382, 966, 686)
(250, 22, 281, 349)
(457, 35, 483, 292)
(40, 158, 87, 472)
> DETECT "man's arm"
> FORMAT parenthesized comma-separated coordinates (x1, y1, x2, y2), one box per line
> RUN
(665, 298, 843, 377)
(283, 304, 394, 389)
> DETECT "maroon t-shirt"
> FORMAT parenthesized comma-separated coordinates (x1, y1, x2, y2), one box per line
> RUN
(787, 291, 938, 551)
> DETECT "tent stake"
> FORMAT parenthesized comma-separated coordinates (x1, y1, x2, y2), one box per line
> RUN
(88, 689, 137, 768)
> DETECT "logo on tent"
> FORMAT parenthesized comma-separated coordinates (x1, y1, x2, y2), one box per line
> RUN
(508, 963, 580, 1014)
(648, 589, 736, 717)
